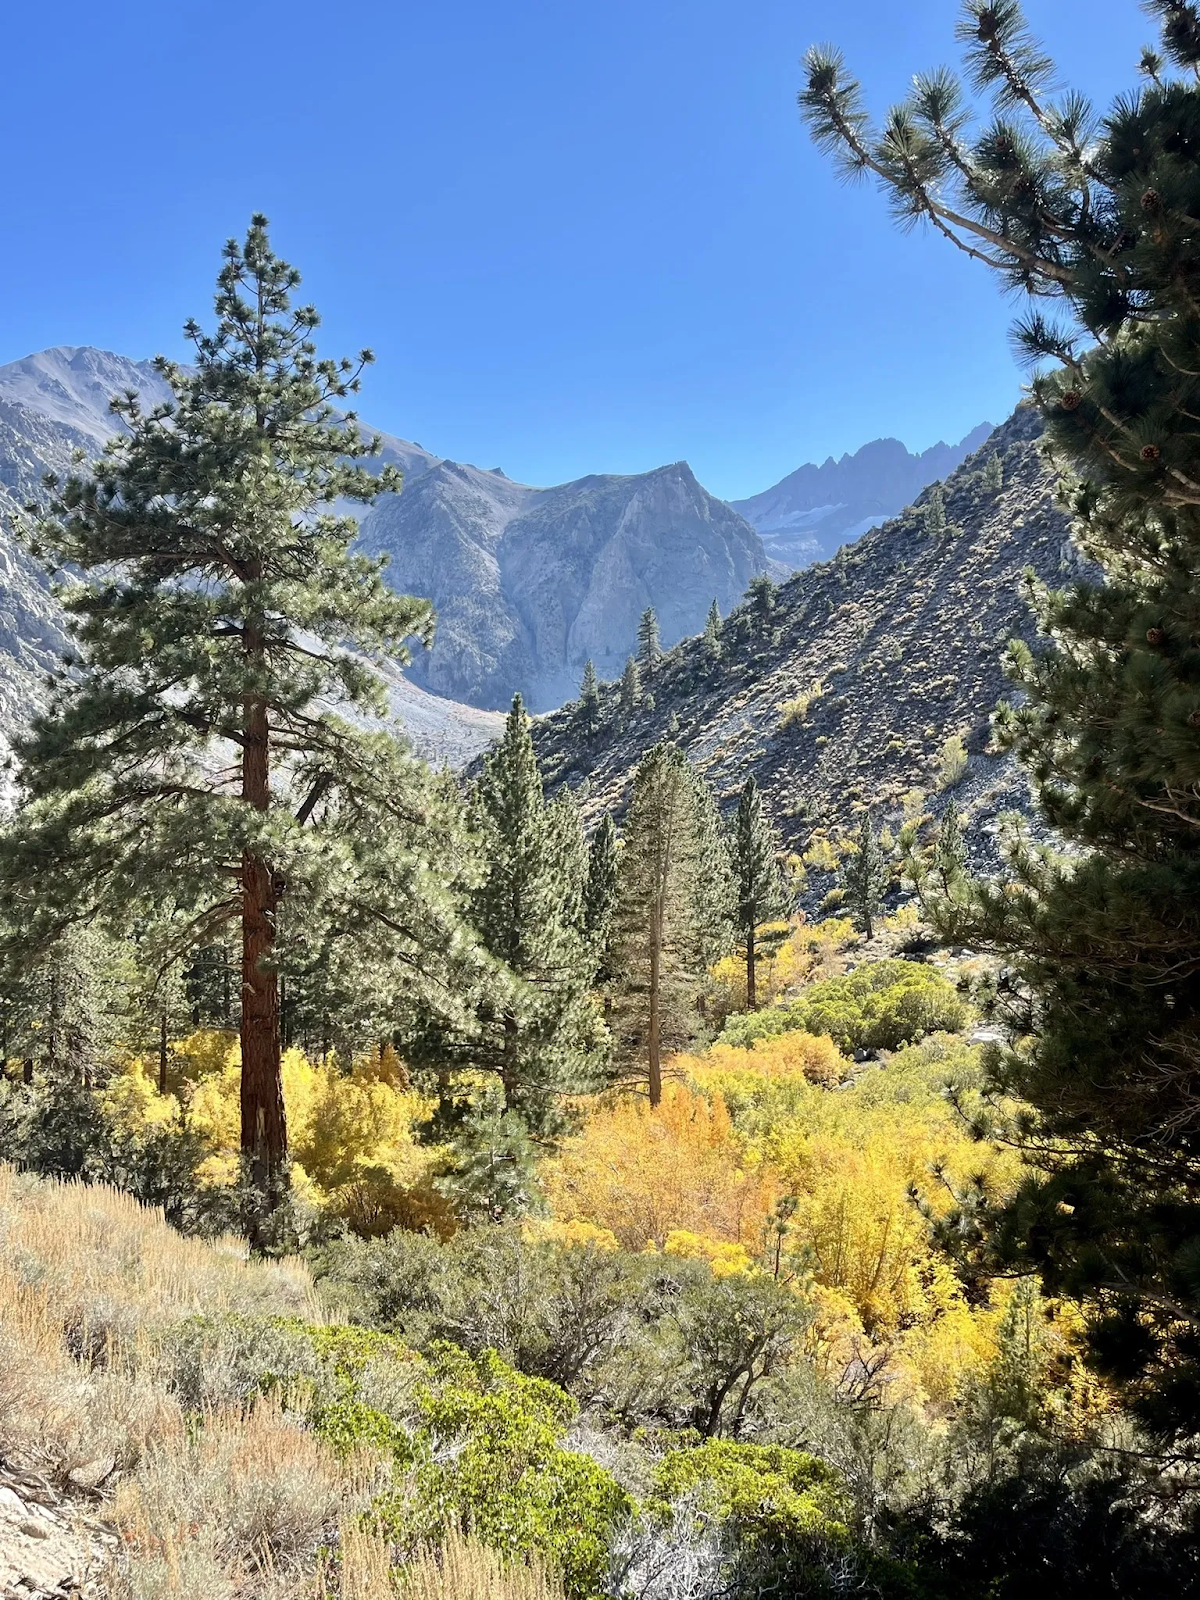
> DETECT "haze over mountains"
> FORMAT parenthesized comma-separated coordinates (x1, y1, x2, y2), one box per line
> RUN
(731, 424, 994, 568)
(0, 344, 994, 742)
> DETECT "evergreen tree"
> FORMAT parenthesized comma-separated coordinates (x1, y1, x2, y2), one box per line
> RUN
(933, 800, 968, 896)
(803, 0, 1200, 1430)
(729, 775, 788, 1010)
(840, 811, 888, 940)
(924, 483, 947, 537)
(984, 450, 1004, 492)
(584, 814, 620, 978)
(746, 574, 777, 637)
(610, 743, 733, 1104)
(637, 607, 662, 676)
(0, 218, 479, 1240)
(413, 696, 607, 1147)
(704, 599, 722, 659)
(577, 658, 601, 735)
(619, 654, 642, 715)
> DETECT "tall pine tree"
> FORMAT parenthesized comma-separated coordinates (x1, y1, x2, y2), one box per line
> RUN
(729, 775, 788, 1010)
(803, 0, 1200, 1430)
(0, 218, 479, 1239)
(637, 607, 662, 677)
(610, 743, 732, 1104)
(412, 696, 608, 1143)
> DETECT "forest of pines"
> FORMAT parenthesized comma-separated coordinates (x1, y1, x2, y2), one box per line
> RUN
(4, 4, 1200, 1598)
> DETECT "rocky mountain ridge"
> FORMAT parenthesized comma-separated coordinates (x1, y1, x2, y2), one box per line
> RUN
(358, 455, 766, 711)
(533, 405, 1074, 874)
(0, 348, 503, 768)
(0, 347, 769, 718)
(731, 422, 994, 569)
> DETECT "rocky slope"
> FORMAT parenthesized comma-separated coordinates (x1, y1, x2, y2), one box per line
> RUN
(360, 458, 767, 711)
(731, 423, 993, 570)
(533, 405, 1076, 869)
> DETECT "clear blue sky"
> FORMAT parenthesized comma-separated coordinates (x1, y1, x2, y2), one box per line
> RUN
(3, 0, 1149, 499)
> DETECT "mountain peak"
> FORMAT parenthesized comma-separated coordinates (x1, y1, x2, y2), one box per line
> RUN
(731, 423, 994, 569)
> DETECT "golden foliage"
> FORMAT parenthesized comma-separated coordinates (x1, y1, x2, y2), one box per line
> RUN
(544, 1082, 777, 1251)
(105, 1033, 452, 1237)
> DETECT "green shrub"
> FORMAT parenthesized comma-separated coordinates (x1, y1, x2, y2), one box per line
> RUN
(650, 1441, 855, 1595)
(371, 1346, 632, 1599)
(720, 960, 967, 1054)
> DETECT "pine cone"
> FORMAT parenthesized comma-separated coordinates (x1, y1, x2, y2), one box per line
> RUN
(1060, 390, 1083, 411)
(1141, 188, 1162, 213)
(1146, 627, 1167, 646)
(1188, 709, 1200, 729)
(1141, 444, 1161, 461)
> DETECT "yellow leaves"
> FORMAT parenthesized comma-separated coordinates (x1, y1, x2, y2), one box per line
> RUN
(105, 1030, 448, 1239)
(660, 1231, 755, 1278)
(545, 1082, 777, 1251)
(692, 1031, 849, 1088)
(524, 1218, 620, 1251)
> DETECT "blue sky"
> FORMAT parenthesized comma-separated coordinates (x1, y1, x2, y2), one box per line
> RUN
(3, 1, 1149, 498)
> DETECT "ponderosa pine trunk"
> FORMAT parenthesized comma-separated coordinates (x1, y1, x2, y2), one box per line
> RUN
(746, 927, 757, 1012)
(240, 641, 287, 1235)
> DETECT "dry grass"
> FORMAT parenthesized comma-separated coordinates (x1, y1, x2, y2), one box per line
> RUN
(333, 1526, 564, 1600)
(109, 1403, 381, 1600)
(0, 1164, 318, 1483)
(0, 1168, 563, 1600)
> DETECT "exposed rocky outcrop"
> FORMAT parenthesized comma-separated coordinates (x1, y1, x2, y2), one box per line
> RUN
(359, 458, 768, 712)
(731, 422, 994, 570)
(533, 405, 1074, 868)
(0, 1461, 114, 1600)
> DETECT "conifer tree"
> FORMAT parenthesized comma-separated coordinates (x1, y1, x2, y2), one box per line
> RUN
(924, 483, 947, 537)
(0, 217, 479, 1240)
(803, 0, 1200, 1430)
(984, 450, 1004, 492)
(413, 696, 607, 1144)
(584, 814, 620, 974)
(704, 599, 722, 659)
(577, 659, 601, 735)
(840, 811, 888, 940)
(619, 654, 642, 715)
(729, 775, 788, 1009)
(746, 574, 777, 637)
(610, 743, 733, 1104)
(637, 607, 662, 677)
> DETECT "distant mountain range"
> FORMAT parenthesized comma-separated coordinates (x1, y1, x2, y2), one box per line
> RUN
(0, 346, 995, 737)
(358, 458, 765, 712)
(0, 348, 504, 767)
(730, 424, 994, 568)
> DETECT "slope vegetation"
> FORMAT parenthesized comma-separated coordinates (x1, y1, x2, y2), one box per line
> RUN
(534, 406, 1073, 858)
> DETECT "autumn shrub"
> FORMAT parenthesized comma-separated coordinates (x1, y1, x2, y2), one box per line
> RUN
(706, 917, 855, 1021)
(99, 1033, 452, 1238)
(720, 959, 967, 1054)
(544, 1082, 776, 1251)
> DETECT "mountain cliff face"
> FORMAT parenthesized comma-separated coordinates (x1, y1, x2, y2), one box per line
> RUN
(731, 422, 994, 570)
(533, 406, 1074, 871)
(0, 347, 769, 718)
(359, 458, 767, 712)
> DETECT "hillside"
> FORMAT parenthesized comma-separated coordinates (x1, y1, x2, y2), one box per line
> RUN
(730, 422, 993, 569)
(533, 404, 1073, 862)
